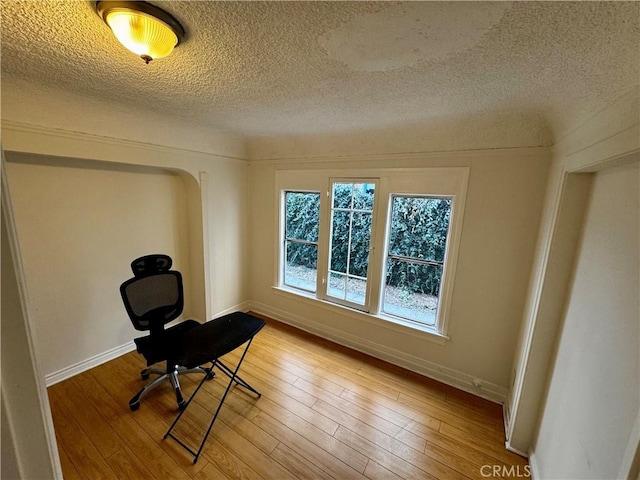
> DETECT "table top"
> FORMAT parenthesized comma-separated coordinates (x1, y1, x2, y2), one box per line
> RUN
(172, 312, 265, 369)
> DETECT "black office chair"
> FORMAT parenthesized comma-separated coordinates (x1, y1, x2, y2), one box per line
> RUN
(120, 254, 211, 411)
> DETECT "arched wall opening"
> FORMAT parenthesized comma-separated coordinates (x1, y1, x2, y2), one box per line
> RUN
(3, 151, 207, 382)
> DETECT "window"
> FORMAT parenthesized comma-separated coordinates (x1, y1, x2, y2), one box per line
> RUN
(327, 181, 376, 309)
(276, 168, 468, 339)
(283, 191, 320, 293)
(383, 196, 451, 327)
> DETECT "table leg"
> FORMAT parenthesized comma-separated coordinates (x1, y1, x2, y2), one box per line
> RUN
(163, 337, 261, 464)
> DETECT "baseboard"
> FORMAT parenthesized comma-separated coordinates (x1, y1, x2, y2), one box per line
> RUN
(528, 449, 540, 479)
(503, 399, 512, 441)
(505, 441, 529, 458)
(211, 301, 252, 319)
(45, 341, 136, 387)
(619, 411, 640, 480)
(43, 299, 507, 401)
(250, 301, 508, 404)
(44, 302, 252, 388)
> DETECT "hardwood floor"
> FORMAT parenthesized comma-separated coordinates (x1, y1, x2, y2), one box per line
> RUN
(48, 315, 527, 479)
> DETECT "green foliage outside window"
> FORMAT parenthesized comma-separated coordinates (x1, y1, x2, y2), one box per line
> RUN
(285, 192, 319, 268)
(285, 189, 451, 296)
(330, 184, 373, 278)
(387, 196, 451, 296)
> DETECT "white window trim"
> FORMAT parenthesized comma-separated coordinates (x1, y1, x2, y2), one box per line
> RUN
(281, 190, 321, 294)
(321, 177, 380, 312)
(272, 285, 450, 345)
(275, 167, 469, 340)
(380, 193, 453, 329)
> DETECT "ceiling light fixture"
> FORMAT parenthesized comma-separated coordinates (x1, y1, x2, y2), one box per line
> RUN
(96, 1, 185, 64)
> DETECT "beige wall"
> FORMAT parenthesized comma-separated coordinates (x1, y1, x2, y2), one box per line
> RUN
(247, 111, 551, 160)
(1, 75, 252, 382)
(248, 148, 550, 398)
(2, 166, 62, 479)
(1, 126, 251, 382)
(2, 75, 253, 323)
(5, 71, 635, 476)
(533, 161, 639, 478)
(2, 76, 247, 160)
(5, 157, 192, 378)
(1, 80, 251, 474)
(205, 165, 251, 315)
(0, 393, 21, 480)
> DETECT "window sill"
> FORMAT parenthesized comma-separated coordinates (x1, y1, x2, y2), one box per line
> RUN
(272, 286, 450, 345)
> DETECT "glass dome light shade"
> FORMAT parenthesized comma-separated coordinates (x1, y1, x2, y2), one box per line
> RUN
(105, 10, 177, 60)
(96, 1, 185, 63)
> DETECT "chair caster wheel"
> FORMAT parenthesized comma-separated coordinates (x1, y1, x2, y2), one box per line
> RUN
(206, 370, 216, 380)
(129, 401, 140, 411)
(141, 371, 150, 380)
(178, 401, 187, 411)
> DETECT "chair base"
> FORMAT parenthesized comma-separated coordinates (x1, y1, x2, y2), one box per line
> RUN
(129, 365, 213, 411)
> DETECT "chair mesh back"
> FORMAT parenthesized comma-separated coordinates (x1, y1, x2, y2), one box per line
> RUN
(121, 271, 183, 332)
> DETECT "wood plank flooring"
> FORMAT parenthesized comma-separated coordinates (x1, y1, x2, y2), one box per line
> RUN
(47, 315, 527, 479)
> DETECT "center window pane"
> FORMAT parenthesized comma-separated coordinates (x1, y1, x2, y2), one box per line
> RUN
(330, 210, 350, 273)
(328, 181, 375, 307)
(350, 212, 372, 278)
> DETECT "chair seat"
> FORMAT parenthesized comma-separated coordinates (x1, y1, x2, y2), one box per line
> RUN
(134, 319, 201, 366)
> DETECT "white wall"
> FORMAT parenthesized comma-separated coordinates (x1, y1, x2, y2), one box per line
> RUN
(5, 157, 192, 379)
(507, 87, 640, 454)
(533, 161, 639, 479)
(249, 147, 550, 399)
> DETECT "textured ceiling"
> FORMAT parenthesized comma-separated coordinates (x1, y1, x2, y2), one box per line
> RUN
(1, 1, 639, 142)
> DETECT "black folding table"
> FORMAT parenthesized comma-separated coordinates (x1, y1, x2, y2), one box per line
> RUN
(163, 311, 265, 464)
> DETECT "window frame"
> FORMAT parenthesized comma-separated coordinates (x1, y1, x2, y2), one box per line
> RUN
(282, 190, 322, 294)
(321, 178, 380, 312)
(275, 167, 469, 341)
(380, 193, 454, 329)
